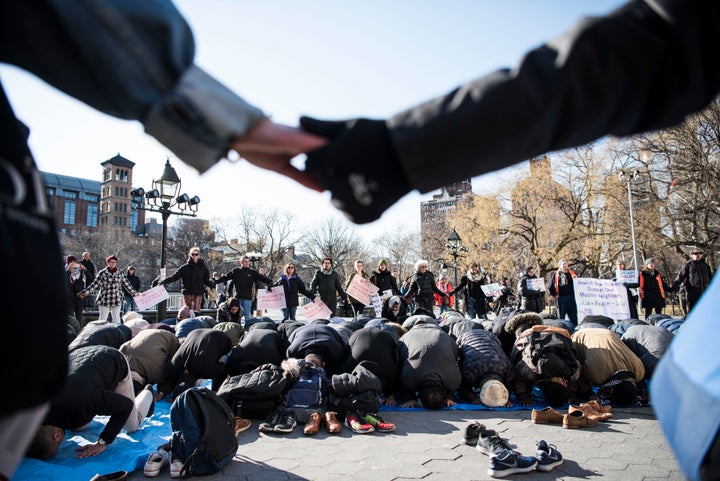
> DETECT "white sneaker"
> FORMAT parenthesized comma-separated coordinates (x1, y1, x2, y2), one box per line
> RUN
(169, 456, 184, 478)
(143, 449, 170, 477)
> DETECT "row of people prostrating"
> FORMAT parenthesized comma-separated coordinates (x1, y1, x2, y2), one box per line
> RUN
(29, 290, 687, 467)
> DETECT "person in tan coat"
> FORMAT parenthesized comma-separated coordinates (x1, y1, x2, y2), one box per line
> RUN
(119, 328, 180, 398)
(571, 328, 645, 405)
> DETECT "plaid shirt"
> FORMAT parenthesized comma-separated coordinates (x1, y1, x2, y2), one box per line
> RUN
(82, 267, 137, 307)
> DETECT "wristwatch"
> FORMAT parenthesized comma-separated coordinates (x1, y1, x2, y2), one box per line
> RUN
(98, 438, 107, 446)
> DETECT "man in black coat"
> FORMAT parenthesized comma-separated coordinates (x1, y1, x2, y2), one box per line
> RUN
(672, 248, 714, 314)
(286, 323, 350, 376)
(217, 255, 273, 322)
(26, 345, 153, 460)
(404, 260, 446, 314)
(166, 328, 233, 396)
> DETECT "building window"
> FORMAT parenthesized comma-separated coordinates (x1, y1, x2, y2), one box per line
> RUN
(46, 187, 56, 196)
(63, 200, 76, 224)
(82, 193, 99, 202)
(61, 190, 78, 199)
(87, 204, 98, 227)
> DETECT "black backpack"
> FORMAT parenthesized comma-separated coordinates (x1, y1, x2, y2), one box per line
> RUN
(216, 363, 288, 419)
(170, 387, 238, 477)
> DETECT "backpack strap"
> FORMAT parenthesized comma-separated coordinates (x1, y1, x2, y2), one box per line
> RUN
(179, 389, 213, 478)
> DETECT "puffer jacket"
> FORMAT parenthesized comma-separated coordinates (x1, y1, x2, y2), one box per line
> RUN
(329, 361, 383, 413)
(161, 257, 213, 296)
(119, 329, 179, 387)
(406, 270, 443, 310)
(69, 323, 132, 351)
(621, 325, 674, 378)
(457, 329, 514, 387)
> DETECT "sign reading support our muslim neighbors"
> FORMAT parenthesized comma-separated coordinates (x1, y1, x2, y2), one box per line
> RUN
(573, 278, 630, 320)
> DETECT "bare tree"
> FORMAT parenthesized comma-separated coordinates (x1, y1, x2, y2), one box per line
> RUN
(372, 230, 421, 281)
(299, 218, 365, 280)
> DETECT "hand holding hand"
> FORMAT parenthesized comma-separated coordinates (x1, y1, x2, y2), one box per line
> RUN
(231, 118, 327, 191)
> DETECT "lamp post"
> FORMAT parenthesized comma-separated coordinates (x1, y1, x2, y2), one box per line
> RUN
(131, 159, 200, 321)
(618, 170, 641, 276)
(445, 228, 468, 287)
(246, 252, 262, 269)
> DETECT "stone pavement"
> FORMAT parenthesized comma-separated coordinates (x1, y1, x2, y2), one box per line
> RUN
(127, 405, 684, 481)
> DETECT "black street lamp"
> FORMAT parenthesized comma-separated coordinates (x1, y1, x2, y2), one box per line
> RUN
(131, 159, 200, 321)
(246, 251, 262, 269)
(445, 228, 468, 287)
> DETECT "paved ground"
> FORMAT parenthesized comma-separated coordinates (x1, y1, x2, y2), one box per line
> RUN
(127, 405, 683, 481)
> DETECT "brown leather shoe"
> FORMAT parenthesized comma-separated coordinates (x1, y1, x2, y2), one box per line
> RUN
(563, 409, 600, 429)
(568, 404, 613, 421)
(234, 416, 251, 436)
(582, 400, 613, 414)
(325, 411, 342, 434)
(531, 407, 563, 424)
(304, 412, 322, 435)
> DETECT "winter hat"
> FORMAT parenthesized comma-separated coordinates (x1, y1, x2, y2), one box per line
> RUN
(644, 257, 654, 266)
(504, 312, 543, 334)
(106, 255, 118, 263)
(66, 255, 77, 264)
(124, 318, 149, 338)
(177, 305, 194, 320)
(122, 311, 143, 323)
(479, 379, 509, 407)
(388, 296, 401, 308)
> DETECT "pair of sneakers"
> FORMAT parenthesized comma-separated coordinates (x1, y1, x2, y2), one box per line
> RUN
(465, 423, 516, 456)
(487, 441, 563, 478)
(259, 410, 297, 434)
(143, 448, 170, 477)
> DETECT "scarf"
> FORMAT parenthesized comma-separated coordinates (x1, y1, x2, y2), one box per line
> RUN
(68, 264, 82, 282)
(466, 270, 484, 283)
(107, 266, 117, 274)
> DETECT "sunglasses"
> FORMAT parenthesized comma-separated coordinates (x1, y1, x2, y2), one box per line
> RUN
(191, 253, 200, 257)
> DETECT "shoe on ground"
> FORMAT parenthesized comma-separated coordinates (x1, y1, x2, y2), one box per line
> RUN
(90, 471, 128, 481)
(234, 416, 251, 436)
(531, 407, 563, 424)
(304, 412, 322, 435)
(143, 449, 170, 477)
(563, 409, 600, 429)
(345, 413, 375, 434)
(535, 440, 563, 472)
(325, 411, 342, 434)
(487, 449, 539, 478)
(476, 430, 516, 456)
(581, 400, 613, 414)
(463, 421, 487, 445)
(169, 456, 183, 478)
(568, 404, 612, 421)
(259, 410, 281, 433)
(274, 412, 297, 433)
(361, 413, 396, 432)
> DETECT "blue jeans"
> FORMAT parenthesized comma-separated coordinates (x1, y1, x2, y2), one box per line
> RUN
(466, 297, 487, 319)
(557, 295, 578, 328)
(282, 306, 298, 321)
(240, 298, 253, 321)
(123, 294, 138, 314)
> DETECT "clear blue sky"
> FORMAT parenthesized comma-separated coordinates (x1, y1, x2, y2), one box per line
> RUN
(0, 0, 625, 241)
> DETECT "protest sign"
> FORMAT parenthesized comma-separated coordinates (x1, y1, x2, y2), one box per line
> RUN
(616, 269, 639, 284)
(527, 278, 546, 291)
(299, 297, 333, 320)
(257, 288, 287, 310)
(346, 276, 379, 306)
(134, 285, 169, 311)
(574, 278, 630, 320)
(481, 282, 503, 298)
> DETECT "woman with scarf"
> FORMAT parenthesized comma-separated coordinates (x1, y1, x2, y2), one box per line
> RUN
(276, 262, 314, 321)
(65, 255, 86, 325)
(547, 260, 578, 329)
(450, 262, 490, 320)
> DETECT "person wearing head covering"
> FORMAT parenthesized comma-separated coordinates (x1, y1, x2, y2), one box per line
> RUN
(78, 255, 138, 324)
(382, 296, 409, 324)
(217, 296, 244, 324)
(672, 248, 714, 315)
(369, 259, 401, 296)
(638, 258, 673, 319)
(547, 260, 578, 329)
(457, 329, 514, 407)
(517, 266, 545, 313)
(65, 255, 86, 326)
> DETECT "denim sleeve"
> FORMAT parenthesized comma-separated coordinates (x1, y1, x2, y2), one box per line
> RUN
(0, 0, 265, 173)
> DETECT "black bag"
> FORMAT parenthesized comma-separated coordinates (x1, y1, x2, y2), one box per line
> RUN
(170, 387, 238, 477)
(216, 363, 288, 419)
